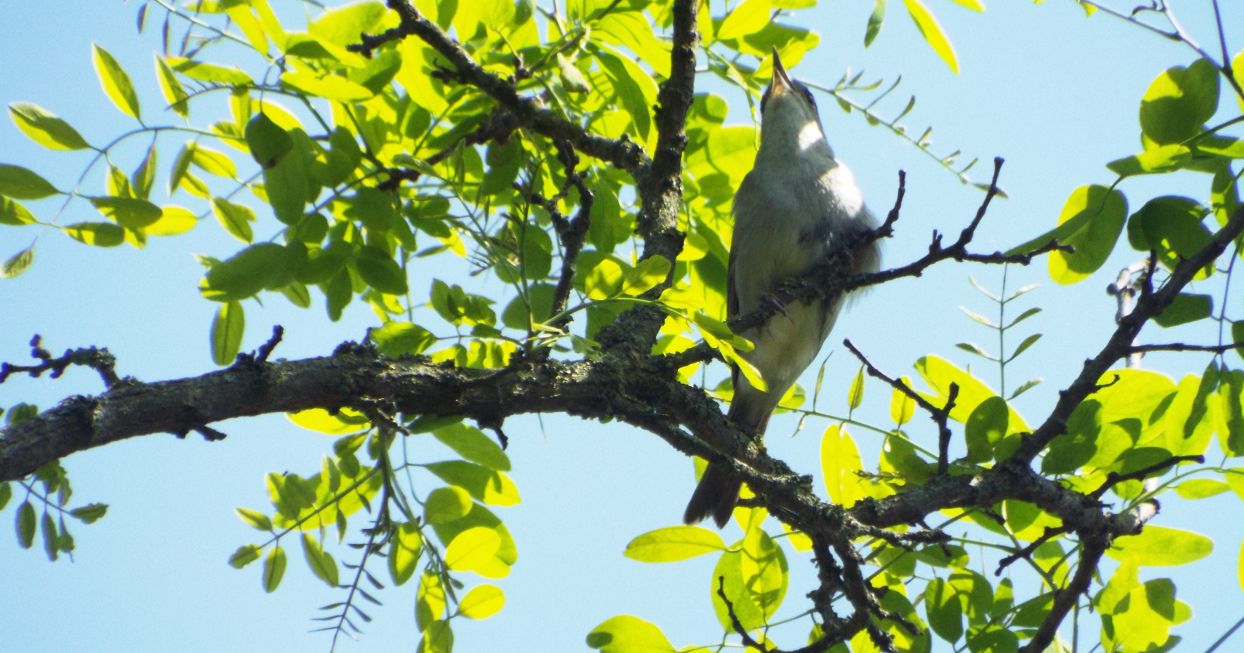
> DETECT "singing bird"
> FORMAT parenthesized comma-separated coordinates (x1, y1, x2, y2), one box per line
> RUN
(683, 50, 881, 527)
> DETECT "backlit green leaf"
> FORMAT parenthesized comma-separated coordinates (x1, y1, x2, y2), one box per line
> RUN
(1041, 185, 1128, 284)
(244, 112, 292, 168)
(235, 507, 272, 531)
(1, 245, 34, 279)
(389, 521, 423, 586)
(821, 424, 866, 507)
(0, 196, 36, 225)
(623, 526, 725, 562)
(92, 44, 141, 119)
(0, 163, 58, 199)
(1154, 293, 1212, 328)
(424, 486, 474, 524)
(262, 545, 287, 592)
(1140, 58, 1219, 145)
(371, 321, 436, 357)
(211, 301, 245, 365)
(155, 55, 189, 117)
(15, 501, 35, 549)
(433, 424, 510, 471)
(426, 461, 521, 506)
(203, 242, 294, 301)
(924, 577, 963, 643)
(64, 222, 125, 247)
(1107, 526, 1212, 566)
(586, 615, 675, 653)
(167, 56, 253, 85)
(90, 196, 162, 229)
(301, 533, 338, 586)
(355, 247, 407, 295)
(211, 198, 255, 242)
(8, 102, 90, 150)
(903, 0, 958, 74)
(965, 396, 1008, 463)
(444, 526, 502, 573)
(229, 544, 262, 569)
(865, 0, 886, 46)
(458, 584, 505, 620)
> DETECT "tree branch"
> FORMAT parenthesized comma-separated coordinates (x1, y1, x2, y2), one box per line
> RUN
(1014, 205, 1244, 462)
(356, 0, 648, 176)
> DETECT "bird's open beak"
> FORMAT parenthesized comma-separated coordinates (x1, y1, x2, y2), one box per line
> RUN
(768, 47, 794, 98)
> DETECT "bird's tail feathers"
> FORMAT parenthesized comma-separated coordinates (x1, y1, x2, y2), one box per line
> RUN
(683, 403, 772, 528)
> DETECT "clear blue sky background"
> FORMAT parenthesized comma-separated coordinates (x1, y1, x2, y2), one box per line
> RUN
(2, 1, 1242, 651)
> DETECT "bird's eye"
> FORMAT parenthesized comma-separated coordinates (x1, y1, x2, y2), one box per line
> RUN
(796, 83, 817, 110)
(760, 86, 772, 112)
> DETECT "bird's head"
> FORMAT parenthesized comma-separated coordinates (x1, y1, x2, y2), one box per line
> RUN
(757, 49, 830, 158)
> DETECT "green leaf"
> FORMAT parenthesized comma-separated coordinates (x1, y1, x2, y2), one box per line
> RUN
(891, 376, 916, 425)
(203, 243, 295, 301)
(281, 70, 373, 101)
(903, 0, 958, 74)
(821, 424, 866, 506)
(371, 321, 436, 357)
(847, 365, 866, 410)
(388, 521, 423, 586)
(90, 196, 162, 229)
(924, 577, 963, 643)
(244, 112, 292, 168)
(340, 187, 396, 231)
(190, 144, 238, 179)
(301, 533, 339, 586)
(965, 396, 1008, 463)
(433, 424, 510, 471)
(229, 544, 262, 569)
(64, 222, 125, 247)
(717, 0, 771, 41)
(132, 145, 158, 200)
(1174, 479, 1229, 499)
(1140, 58, 1219, 145)
(0, 483, 11, 512)
(1106, 526, 1212, 566)
(92, 44, 141, 120)
(0, 196, 36, 225)
(166, 56, 253, 85)
(424, 486, 474, 524)
(155, 55, 190, 117)
(211, 301, 245, 366)
(8, 102, 90, 150)
(426, 461, 521, 506)
(262, 545, 287, 592)
(1127, 196, 1213, 278)
(0, 163, 58, 199)
(263, 148, 308, 224)
(1, 245, 34, 280)
(16, 501, 36, 549)
(1109, 579, 1177, 651)
(1154, 293, 1212, 328)
(586, 615, 675, 653)
(355, 247, 408, 295)
(1032, 185, 1128, 285)
(1107, 144, 1191, 176)
(235, 507, 272, 531)
(865, 0, 886, 46)
(623, 526, 725, 563)
(41, 511, 58, 561)
(458, 584, 505, 619)
(211, 197, 255, 242)
(443, 526, 502, 573)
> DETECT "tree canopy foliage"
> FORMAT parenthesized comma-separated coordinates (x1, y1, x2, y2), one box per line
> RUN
(3, 1, 1244, 652)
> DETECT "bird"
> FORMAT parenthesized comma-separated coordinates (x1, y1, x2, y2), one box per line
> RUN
(683, 49, 881, 528)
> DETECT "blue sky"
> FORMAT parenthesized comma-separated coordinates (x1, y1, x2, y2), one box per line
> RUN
(2, 1, 1242, 651)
